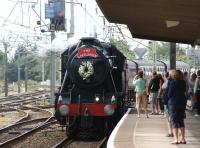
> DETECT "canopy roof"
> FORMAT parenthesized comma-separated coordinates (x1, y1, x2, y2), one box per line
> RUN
(96, 0, 200, 45)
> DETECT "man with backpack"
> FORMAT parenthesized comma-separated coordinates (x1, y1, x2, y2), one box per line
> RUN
(148, 71, 160, 114)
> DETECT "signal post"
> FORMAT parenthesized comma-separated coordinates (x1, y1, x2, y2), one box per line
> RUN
(45, 0, 65, 104)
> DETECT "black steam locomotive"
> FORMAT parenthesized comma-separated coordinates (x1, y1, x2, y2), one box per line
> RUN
(55, 37, 130, 139)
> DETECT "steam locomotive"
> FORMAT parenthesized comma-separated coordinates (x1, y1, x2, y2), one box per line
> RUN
(55, 37, 129, 139)
(54, 37, 190, 139)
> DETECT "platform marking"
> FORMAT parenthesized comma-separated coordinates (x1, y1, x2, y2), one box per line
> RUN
(107, 108, 131, 148)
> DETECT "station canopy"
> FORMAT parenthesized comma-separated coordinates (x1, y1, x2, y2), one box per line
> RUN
(96, 0, 200, 45)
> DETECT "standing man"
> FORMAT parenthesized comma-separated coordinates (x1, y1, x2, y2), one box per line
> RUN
(148, 71, 160, 114)
(133, 70, 148, 118)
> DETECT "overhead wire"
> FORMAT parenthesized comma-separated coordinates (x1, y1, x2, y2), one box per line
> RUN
(74, 0, 153, 49)
(31, 5, 49, 30)
(75, 0, 104, 29)
(115, 24, 128, 43)
(1, 0, 20, 27)
(1, 0, 150, 56)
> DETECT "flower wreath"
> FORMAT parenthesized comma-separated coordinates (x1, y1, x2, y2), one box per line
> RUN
(78, 61, 94, 80)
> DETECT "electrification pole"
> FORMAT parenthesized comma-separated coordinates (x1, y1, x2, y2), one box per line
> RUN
(42, 61, 44, 83)
(68, 0, 74, 38)
(18, 53, 21, 94)
(170, 43, 176, 70)
(153, 41, 157, 71)
(3, 42, 8, 96)
(46, 0, 65, 104)
(25, 64, 28, 92)
(50, 31, 56, 105)
(84, 3, 87, 34)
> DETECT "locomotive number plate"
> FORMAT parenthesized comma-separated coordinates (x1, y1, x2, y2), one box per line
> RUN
(76, 48, 97, 58)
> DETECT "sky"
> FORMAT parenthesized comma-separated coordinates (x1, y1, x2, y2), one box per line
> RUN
(0, 0, 150, 58)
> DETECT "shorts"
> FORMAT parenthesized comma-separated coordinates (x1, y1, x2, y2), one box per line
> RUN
(149, 92, 158, 103)
(135, 92, 148, 110)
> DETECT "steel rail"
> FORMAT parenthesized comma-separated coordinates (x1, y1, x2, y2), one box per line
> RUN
(0, 117, 56, 147)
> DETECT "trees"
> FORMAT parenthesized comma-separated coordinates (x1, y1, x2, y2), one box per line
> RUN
(147, 42, 170, 60)
(7, 44, 42, 82)
(147, 42, 188, 63)
(109, 38, 135, 60)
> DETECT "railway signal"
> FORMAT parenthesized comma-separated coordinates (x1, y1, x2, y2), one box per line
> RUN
(46, 0, 66, 31)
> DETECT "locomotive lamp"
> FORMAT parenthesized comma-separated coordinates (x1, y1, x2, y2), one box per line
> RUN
(111, 95, 116, 103)
(58, 95, 63, 104)
(104, 105, 114, 115)
(95, 96, 100, 102)
(59, 105, 69, 115)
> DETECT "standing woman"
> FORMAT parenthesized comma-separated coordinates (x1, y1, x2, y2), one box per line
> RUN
(157, 74, 165, 113)
(168, 70, 187, 144)
(133, 70, 148, 118)
(162, 71, 173, 137)
(188, 73, 197, 113)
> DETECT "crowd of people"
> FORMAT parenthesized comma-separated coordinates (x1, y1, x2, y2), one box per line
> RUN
(133, 69, 200, 145)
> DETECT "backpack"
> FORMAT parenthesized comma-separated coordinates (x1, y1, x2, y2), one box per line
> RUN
(150, 77, 160, 92)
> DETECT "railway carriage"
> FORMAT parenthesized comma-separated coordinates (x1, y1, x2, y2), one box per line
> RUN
(162, 60, 190, 72)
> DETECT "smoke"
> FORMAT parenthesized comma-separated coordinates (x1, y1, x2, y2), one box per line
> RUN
(51, 32, 68, 52)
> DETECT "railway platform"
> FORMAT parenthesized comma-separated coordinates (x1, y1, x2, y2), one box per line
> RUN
(108, 107, 200, 148)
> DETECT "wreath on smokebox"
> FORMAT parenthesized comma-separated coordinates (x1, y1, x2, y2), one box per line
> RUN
(78, 61, 94, 80)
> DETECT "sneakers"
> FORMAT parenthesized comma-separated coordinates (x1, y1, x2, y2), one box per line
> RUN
(194, 114, 199, 117)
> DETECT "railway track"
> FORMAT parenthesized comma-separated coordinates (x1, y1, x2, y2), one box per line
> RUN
(19, 105, 53, 120)
(53, 137, 75, 148)
(0, 90, 110, 147)
(0, 117, 55, 147)
(0, 90, 50, 105)
(2, 95, 50, 106)
(0, 104, 54, 145)
(0, 106, 29, 128)
(0, 104, 52, 127)
(52, 135, 107, 148)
